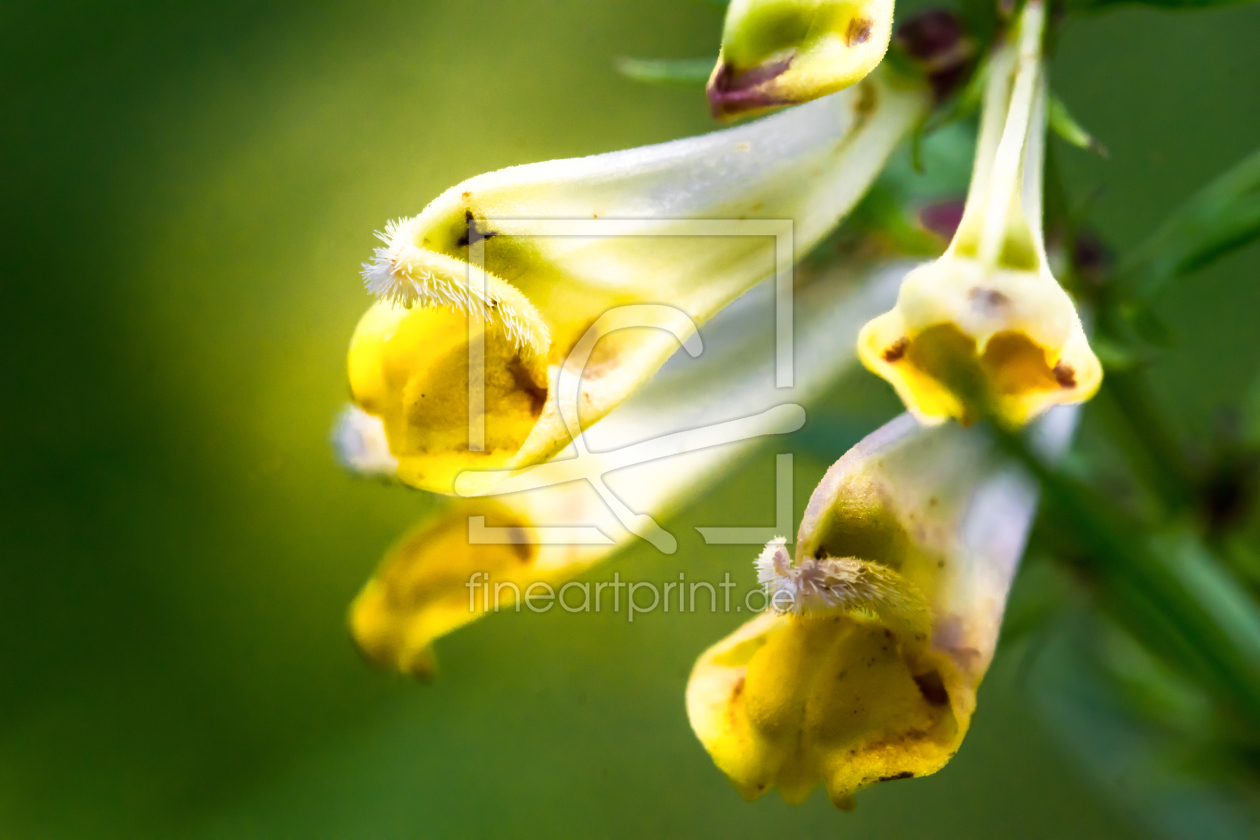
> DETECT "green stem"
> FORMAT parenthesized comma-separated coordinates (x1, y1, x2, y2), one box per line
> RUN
(1099, 367, 1197, 512)
(990, 422, 1260, 731)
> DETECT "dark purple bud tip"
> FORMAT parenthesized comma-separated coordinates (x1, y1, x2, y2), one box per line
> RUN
(895, 9, 964, 63)
(919, 199, 967, 241)
(1072, 230, 1113, 281)
(894, 9, 973, 101)
(707, 57, 793, 119)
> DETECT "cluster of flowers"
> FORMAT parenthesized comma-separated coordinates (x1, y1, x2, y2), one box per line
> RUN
(334, 0, 1100, 810)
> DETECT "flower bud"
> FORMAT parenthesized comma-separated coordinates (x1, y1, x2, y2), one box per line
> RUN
(709, 0, 896, 119)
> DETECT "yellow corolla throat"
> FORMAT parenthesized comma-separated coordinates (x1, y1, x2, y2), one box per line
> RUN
(347, 297, 549, 492)
(709, 0, 896, 119)
(858, 262, 1100, 426)
(857, 0, 1101, 427)
(687, 610, 958, 810)
(688, 525, 965, 809)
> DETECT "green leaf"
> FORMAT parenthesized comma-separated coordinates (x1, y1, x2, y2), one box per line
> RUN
(1067, 0, 1259, 11)
(1048, 93, 1107, 157)
(989, 425, 1260, 727)
(921, 54, 988, 136)
(1120, 147, 1260, 301)
(1027, 614, 1260, 840)
(614, 57, 714, 86)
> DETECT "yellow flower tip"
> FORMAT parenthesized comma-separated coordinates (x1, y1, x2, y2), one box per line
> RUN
(347, 299, 550, 494)
(361, 215, 551, 358)
(857, 261, 1103, 426)
(348, 500, 540, 680)
(691, 527, 965, 808)
(686, 609, 961, 809)
(708, 0, 895, 119)
(349, 580, 439, 681)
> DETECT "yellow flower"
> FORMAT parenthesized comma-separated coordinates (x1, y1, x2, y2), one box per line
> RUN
(709, 0, 896, 119)
(347, 70, 926, 494)
(340, 257, 916, 677)
(858, 1, 1101, 427)
(687, 406, 1078, 807)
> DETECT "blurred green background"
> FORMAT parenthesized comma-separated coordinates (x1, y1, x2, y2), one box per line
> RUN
(2, 0, 1259, 836)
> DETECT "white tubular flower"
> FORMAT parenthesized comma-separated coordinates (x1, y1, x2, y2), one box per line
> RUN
(687, 405, 1077, 808)
(858, 1, 1101, 427)
(346, 69, 927, 495)
(344, 257, 913, 679)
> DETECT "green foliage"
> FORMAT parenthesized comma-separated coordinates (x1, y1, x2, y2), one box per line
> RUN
(1048, 93, 1107, 156)
(1066, 0, 1258, 12)
(1120, 147, 1260, 302)
(614, 56, 715, 85)
(1028, 614, 1260, 840)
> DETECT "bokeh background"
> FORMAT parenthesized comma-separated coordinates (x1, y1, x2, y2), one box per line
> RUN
(3, 0, 1259, 836)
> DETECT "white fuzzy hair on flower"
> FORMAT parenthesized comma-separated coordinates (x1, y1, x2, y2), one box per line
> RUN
(360, 216, 550, 357)
(755, 537, 926, 622)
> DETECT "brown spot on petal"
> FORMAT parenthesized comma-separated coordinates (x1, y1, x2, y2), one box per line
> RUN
(1054, 361, 1077, 389)
(968, 287, 1010, 309)
(882, 337, 909, 363)
(913, 670, 950, 706)
(878, 771, 915, 782)
(846, 17, 874, 47)
(456, 209, 499, 247)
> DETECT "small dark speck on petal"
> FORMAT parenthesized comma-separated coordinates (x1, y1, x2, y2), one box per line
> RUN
(882, 337, 909, 363)
(846, 17, 873, 47)
(1054, 362, 1077, 389)
(968, 287, 1010, 308)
